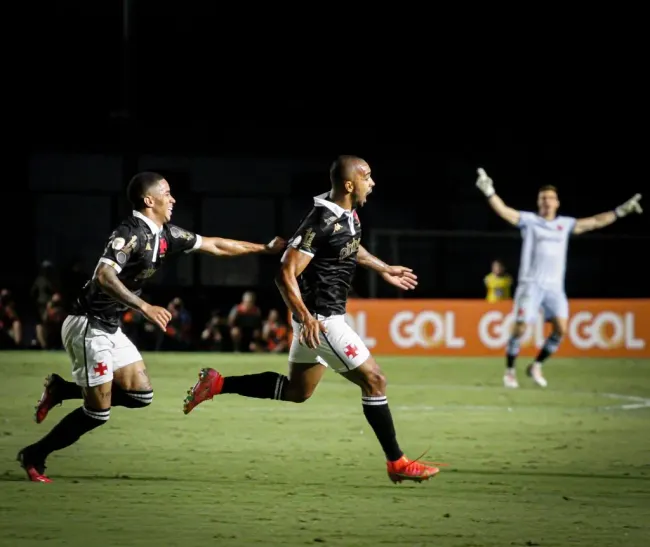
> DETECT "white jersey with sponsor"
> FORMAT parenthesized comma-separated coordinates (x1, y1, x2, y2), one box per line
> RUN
(517, 211, 576, 290)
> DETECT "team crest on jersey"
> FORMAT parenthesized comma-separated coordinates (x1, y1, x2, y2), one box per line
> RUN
(333, 223, 342, 232)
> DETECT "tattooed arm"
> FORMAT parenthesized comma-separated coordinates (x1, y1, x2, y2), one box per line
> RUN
(96, 263, 147, 311)
(95, 264, 171, 331)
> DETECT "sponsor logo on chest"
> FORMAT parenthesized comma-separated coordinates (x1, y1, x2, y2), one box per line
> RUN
(340, 237, 361, 260)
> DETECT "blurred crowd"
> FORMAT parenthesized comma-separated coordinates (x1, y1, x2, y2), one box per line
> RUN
(122, 290, 288, 353)
(0, 260, 288, 353)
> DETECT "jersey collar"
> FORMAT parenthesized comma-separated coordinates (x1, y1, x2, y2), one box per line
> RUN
(133, 210, 163, 235)
(313, 193, 357, 235)
(133, 210, 163, 263)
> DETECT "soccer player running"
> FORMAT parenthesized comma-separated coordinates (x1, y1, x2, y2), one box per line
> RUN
(476, 167, 643, 388)
(19, 172, 285, 482)
(184, 156, 441, 483)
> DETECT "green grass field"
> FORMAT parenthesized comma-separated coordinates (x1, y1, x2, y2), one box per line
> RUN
(1, 351, 649, 547)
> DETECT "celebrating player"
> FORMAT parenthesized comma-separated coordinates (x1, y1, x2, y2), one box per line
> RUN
(183, 156, 441, 483)
(19, 172, 285, 482)
(476, 167, 642, 388)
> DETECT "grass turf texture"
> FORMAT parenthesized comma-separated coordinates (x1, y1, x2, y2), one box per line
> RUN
(1, 351, 649, 547)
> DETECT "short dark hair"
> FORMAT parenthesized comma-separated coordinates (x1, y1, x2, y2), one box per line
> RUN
(329, 155, 364, 189)
(539, 184, 558, 195)
(127, 172, 164, 209)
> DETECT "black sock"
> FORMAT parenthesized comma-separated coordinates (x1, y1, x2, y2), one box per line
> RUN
(535, 348, 550, 363)
(27, 406, 109, 461)
(53, 375, 83, 401)
(534, 332, 563, 364)
(111, 383, 153, 408)
(361, 395, 404, 462)
(506, 335, 521, 370)
(222, 372, 288, 400)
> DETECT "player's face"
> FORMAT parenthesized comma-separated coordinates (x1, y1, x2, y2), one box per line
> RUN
(537, 190, 559, 218)
(351, 162, 375, 207)
(150, 179, 176, 222)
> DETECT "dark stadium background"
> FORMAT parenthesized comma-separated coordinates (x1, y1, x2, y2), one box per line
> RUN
(8, 1, 647, 346)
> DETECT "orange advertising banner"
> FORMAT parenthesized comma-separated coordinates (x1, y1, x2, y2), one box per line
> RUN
(344, 299, 650, 357)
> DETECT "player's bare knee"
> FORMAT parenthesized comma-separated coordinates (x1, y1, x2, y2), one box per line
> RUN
(114, 363, 153, 392)
(511, 322, 526, 338)
(342, 358, 386, 396)
(553, 324, 567, 337)
(284, 386, 314, 403)
(285, 362, 325, 403)
(367, 369, 387, 396)
(83, 383, 112, 411)
(359, 363, 387, 397)
(134, 369, 153, 392)
(284, 378, 317, 403)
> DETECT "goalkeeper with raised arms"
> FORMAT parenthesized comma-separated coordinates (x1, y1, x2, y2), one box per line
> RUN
(475, 167, 642, 389)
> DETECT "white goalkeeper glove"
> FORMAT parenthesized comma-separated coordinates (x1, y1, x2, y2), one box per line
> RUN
(476, 167, 495, 198)
(615, 193, 643, 218)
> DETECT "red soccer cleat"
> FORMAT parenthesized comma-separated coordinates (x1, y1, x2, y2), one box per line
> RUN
(386, 454, 444, 484)
(17, 450, 52, 483)
(35, 374, 64, 424)
(183, 368, 224, 415)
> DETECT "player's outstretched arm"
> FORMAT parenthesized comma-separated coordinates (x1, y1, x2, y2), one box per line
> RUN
(95, 263, 171, 331)
(357, 245, 418, 291)
(357, 245, 391, 273)
(573, 194, 643, 235)
(475, 168, 521, 226)
(275, 247, 325, 348)
(197, 236, 286, 257)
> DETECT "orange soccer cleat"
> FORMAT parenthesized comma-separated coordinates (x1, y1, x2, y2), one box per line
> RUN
(17, 449, 52, 483)
(386, 453, 445, 483)
(183, 368, 224, 415)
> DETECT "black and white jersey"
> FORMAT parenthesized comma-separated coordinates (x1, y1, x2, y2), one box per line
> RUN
(71, 211, 202, 333)
(288, 193, 362, 318)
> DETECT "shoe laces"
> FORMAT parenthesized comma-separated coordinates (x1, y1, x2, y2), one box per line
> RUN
(402, 448, 450, 472)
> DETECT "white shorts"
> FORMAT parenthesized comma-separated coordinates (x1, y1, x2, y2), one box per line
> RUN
(61, 315, 143, 387)
(513, 284, 569, 324)
(289, 314, 370, 373)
